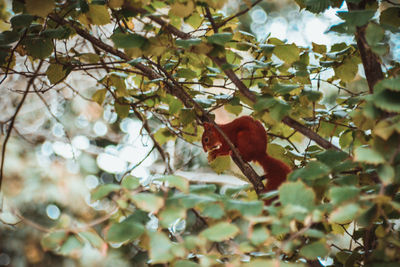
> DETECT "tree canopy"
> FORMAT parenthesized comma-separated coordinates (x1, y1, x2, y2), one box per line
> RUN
(1, 0, 400, 266)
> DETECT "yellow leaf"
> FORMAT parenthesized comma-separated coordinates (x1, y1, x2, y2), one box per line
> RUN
(92, 89, 107, 105)
(79, 53, 100, 63)
(87, 5, 111, 25)
(191, 43, 213, 54)
(108, 0, 124, 9)
(78, 13, 90, 27)
(331, 223, 345, 234)
(126, 20, 135, 31)
(204, 0, 227, 9)
(373, 120, 395, 140)
(210, 155, 231, 174)
(170, 1, 194, 18)
(25, 0, 54, 18)
(46, 64, 66, 84)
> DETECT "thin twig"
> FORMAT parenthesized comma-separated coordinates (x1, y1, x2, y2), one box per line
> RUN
(0, 60, 44, 191)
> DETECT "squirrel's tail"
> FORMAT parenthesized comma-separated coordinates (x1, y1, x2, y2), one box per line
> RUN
(256, 154, 292, 192)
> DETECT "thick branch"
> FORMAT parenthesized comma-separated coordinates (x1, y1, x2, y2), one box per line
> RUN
(347, 0, 384, 93)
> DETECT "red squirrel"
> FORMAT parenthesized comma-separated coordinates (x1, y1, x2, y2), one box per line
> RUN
(201, 116, 291, 193)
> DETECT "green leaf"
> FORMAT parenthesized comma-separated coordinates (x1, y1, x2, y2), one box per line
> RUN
(46, 64, 67, 84)
(177, 194, 216, 208)
(87, 4, 111, 25)
(157, 175, 189, 193)
(111, 33, 146, 49)
(41, 27, 72, 39)
(270, 100, 291, 121)
(189, 184, 217, 194)
(201, 222, 239, 241)
(371, 44, 389, 56)
(289, 161, 330, 182)
(201, 203, 225, 219)
(372, 90, 400, 113)
(304, 0, 331, 13)
(176, 38, 202, 48)
(25, 37, 53, 59)
(315, 150, 348, 168)
(279, 181, 315, 210)
(25, 0, 54, 17)
(105, 214, 145, 243)
(330, 203, 360, 224)
(254, 96, 277, 112)
(121, 175, 140, 190)
(225, 200, 264, 216)
(79, 230, 105, 249)
(337, 10, 375, 28)
(334, 56, 358, 83)
(329, 186, 360, 205)
(159, 206, 186, 228)
(273, 44, 300, 65)
(59, 235, 84, 256)
(272, 83, 300, 95)
(10, 14, 35, 29)
(174, 260, 200, 267)
(41, 231, 68, 250)
(374, 77, 400, 92)
(243, 259, 306, 267)
(380, 7, 400, 28)
(131, 193, 164, 213)
(365, 23, 384, 46)
(206, 33, 233, 46)
(176, 68, 197, 79)
(91, 184, 120, 201)
(299, 241, 329, 259)
(149, 231, 174, 263)
(304, 229, 325, 238)
(0, 31, 20, 45)
(354, 146, 385, 165)
(378, 164, 395, 185)
(301, 89, 322, 102)
(250, 226, 269, 246)
(210, 155, 231, 174)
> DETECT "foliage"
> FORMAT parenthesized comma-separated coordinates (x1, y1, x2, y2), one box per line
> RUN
(1, 0, 400, 266)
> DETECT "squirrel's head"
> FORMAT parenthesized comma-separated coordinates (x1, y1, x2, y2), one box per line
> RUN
(202, 122, 222, 152)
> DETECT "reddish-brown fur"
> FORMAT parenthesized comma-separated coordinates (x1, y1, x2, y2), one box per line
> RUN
(202, 116, 291, 200)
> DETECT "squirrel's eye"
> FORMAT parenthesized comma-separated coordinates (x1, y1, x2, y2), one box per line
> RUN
(204, 137, 209, 143)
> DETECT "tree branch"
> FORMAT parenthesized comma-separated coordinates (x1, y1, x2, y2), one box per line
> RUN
(216, 0, 263, 28)
(0, 60, 44, 191)
(347, 0, 384, 93)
